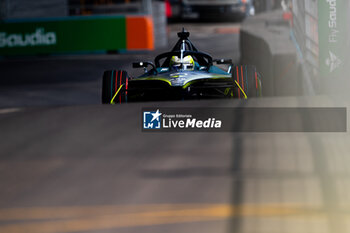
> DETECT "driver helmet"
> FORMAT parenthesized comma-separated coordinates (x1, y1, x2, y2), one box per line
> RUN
(170, 55, 194, 71)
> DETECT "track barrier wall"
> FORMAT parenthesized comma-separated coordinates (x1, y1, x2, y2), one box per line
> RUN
(292, 0, 349, 95)
(242, 1, 350, 96)
(0, 15, 154, 56)
(240, 10, 299, 96)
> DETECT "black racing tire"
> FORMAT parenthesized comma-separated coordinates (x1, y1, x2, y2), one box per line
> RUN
(102, 70, 128, 104)
(232, 65, 262, 98)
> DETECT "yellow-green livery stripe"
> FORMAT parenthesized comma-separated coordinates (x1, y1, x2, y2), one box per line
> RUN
(110, 84, 124, 104)
(235, 80, 247, 99)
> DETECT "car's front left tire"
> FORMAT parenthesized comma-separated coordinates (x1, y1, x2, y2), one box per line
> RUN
(232, 65, 262, 98)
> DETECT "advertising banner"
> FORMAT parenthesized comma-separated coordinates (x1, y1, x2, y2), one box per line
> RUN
(318, 0, 347, 78)
(142, 108, 347, 132)
(0, 16, 126, 55)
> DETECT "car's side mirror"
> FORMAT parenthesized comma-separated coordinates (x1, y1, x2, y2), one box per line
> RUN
(214, 59, 233, 73)
(132, 61, 157, 74)
(214, 59, 233, 65)
(133, 62, 148, 68)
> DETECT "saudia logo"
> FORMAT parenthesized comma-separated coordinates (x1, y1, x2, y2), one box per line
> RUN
(326, 0, 338, 43)
(326, 50, 342, 72)
(0, 28, 57, 48)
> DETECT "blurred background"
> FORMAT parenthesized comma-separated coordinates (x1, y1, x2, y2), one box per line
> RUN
(1, 1, 350, 233)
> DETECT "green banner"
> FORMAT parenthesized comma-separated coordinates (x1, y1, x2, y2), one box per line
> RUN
(0, 16, 126, 55)
(318, 0, 347, 78)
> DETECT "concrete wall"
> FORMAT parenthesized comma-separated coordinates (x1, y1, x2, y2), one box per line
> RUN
(290, 0, 350, 96)
(0, 0, 6, 20)
(152, 1, 167, 49)
(4, 0, 68, 19)
(0, 0, 167, 53)
(240, 10, 300, 96)
(254, 0, 281, 14)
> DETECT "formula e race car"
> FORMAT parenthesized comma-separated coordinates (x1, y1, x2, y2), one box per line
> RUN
(101, 29, 262, 104)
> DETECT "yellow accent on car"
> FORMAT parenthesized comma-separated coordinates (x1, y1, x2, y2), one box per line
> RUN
(110, 84, 124, 104)
(235, 80, 247, 99)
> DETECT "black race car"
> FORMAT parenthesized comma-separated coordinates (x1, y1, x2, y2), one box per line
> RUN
(102, 29, 261, 104)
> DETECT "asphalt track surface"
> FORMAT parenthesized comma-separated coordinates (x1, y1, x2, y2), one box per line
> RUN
(1, 23, 350, 233)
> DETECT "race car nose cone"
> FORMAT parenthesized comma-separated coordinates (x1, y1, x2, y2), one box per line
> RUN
(170, 77, 186, 86)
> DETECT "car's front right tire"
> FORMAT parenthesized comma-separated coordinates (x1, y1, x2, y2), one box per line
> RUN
(102, 70, 128, 104)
